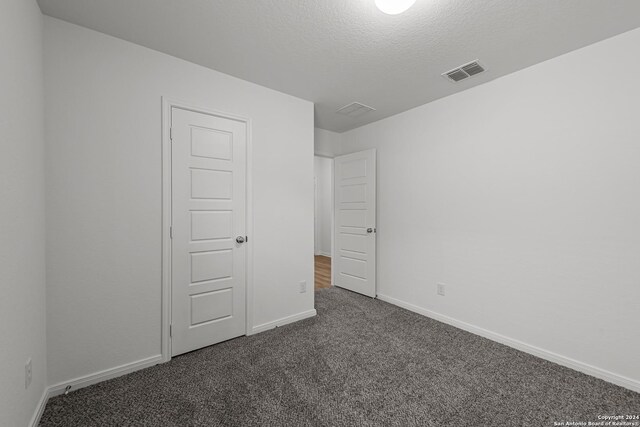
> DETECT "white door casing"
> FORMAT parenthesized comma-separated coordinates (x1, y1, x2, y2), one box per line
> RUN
(171, 107, 247, 357)
(333, 149, 376, 297)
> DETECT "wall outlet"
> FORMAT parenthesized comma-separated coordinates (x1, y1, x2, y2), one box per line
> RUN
(299, 281, 307, 293)
(25, 358, 32, 389)
(437, 283, 446, 296)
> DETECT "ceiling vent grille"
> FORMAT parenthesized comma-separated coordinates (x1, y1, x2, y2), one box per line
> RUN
(336, 102, 376, 118)
(442, 60, 486, 83)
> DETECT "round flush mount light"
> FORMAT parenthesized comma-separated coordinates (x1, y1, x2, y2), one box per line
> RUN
(375, 0, 416, 15)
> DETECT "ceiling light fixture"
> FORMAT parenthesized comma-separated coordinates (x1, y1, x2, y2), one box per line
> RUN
(375, 0, 416, 15)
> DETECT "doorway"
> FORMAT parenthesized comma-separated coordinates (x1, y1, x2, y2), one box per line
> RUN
(313, 150, 377, 296)
(314, 156, 333, 290)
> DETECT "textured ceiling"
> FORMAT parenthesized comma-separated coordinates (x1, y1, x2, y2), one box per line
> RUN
(38, 0, 640, 132)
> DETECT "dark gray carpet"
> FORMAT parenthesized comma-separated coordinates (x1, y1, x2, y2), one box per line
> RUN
(41, 287, 639, 426)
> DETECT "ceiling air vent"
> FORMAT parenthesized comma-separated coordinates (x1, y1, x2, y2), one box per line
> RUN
(336, 102, 376, 118)
(442, 60, 486, 83)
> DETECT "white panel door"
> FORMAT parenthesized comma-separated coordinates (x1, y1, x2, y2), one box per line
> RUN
(171, 107, 246, 357)
(334, 149, 376, 297)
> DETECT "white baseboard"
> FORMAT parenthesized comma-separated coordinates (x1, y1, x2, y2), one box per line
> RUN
(28, 387, 49, 427)
(376, 293, 640, 393)
(251, 309, 317, 335)
(29, 355, 163, 425)
(47, 355, 163, 397)
(318, 252, 331, 258)
(28, 310, 316, 423)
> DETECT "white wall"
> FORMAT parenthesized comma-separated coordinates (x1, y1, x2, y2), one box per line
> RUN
(44, 17, 314, 387)
(314, 157, 333, 257)
(313, 129, 339, 258)
(314, 128, 342, 158)
(341, 28, 640, 388)
(0, 1, 47, 425)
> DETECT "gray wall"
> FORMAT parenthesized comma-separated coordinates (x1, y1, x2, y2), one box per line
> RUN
(44, 17, 315, 387)
(341, 28, 640, 388)
(0, 1, 47, 425)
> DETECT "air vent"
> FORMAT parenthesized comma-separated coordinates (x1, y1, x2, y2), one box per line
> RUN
(442, 60, 486, 83)
(445, 69, 468, 82)
(336, 102, 376, 118)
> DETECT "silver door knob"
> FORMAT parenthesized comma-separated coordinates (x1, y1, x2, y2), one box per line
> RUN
(367, 228, 374, 234)
(236, 236, 245, 244)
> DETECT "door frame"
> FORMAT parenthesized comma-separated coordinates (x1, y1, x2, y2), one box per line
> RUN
(161, 97, 253, 363)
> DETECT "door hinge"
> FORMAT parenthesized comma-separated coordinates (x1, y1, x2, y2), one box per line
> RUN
(169, 127, 173, 141)
(169, 226, 173, 239)
(169, 324, 172, 338)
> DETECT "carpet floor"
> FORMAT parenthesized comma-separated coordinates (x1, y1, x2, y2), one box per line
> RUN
(41, 287, 640, 426)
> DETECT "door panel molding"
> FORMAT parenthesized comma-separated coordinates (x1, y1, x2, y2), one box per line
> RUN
(161, 97, 253, 363)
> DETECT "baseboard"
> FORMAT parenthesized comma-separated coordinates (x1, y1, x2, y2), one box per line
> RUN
(28, 387, 49, 427)
(251, 309, 317, 335)
(318, 252, 331, 258)
(29, 355, 163, 425)
(47, 355, 163, 397)
(376, 293, 640, 393)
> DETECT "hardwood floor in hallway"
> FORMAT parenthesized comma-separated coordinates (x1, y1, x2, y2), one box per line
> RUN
(314, 255, 331, 290)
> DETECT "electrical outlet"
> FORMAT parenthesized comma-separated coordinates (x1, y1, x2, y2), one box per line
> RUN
(437, 283, 446, 296)
(299, 281, 307, 293)
(25, 358, 32, 389)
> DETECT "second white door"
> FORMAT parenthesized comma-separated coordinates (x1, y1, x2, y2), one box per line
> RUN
(171, 107, 247, 357)
(333, 149, 376, 297)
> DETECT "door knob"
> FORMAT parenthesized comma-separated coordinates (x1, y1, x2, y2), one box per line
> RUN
(367, 228, 374, 234)
(236, 236, 245, 244)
